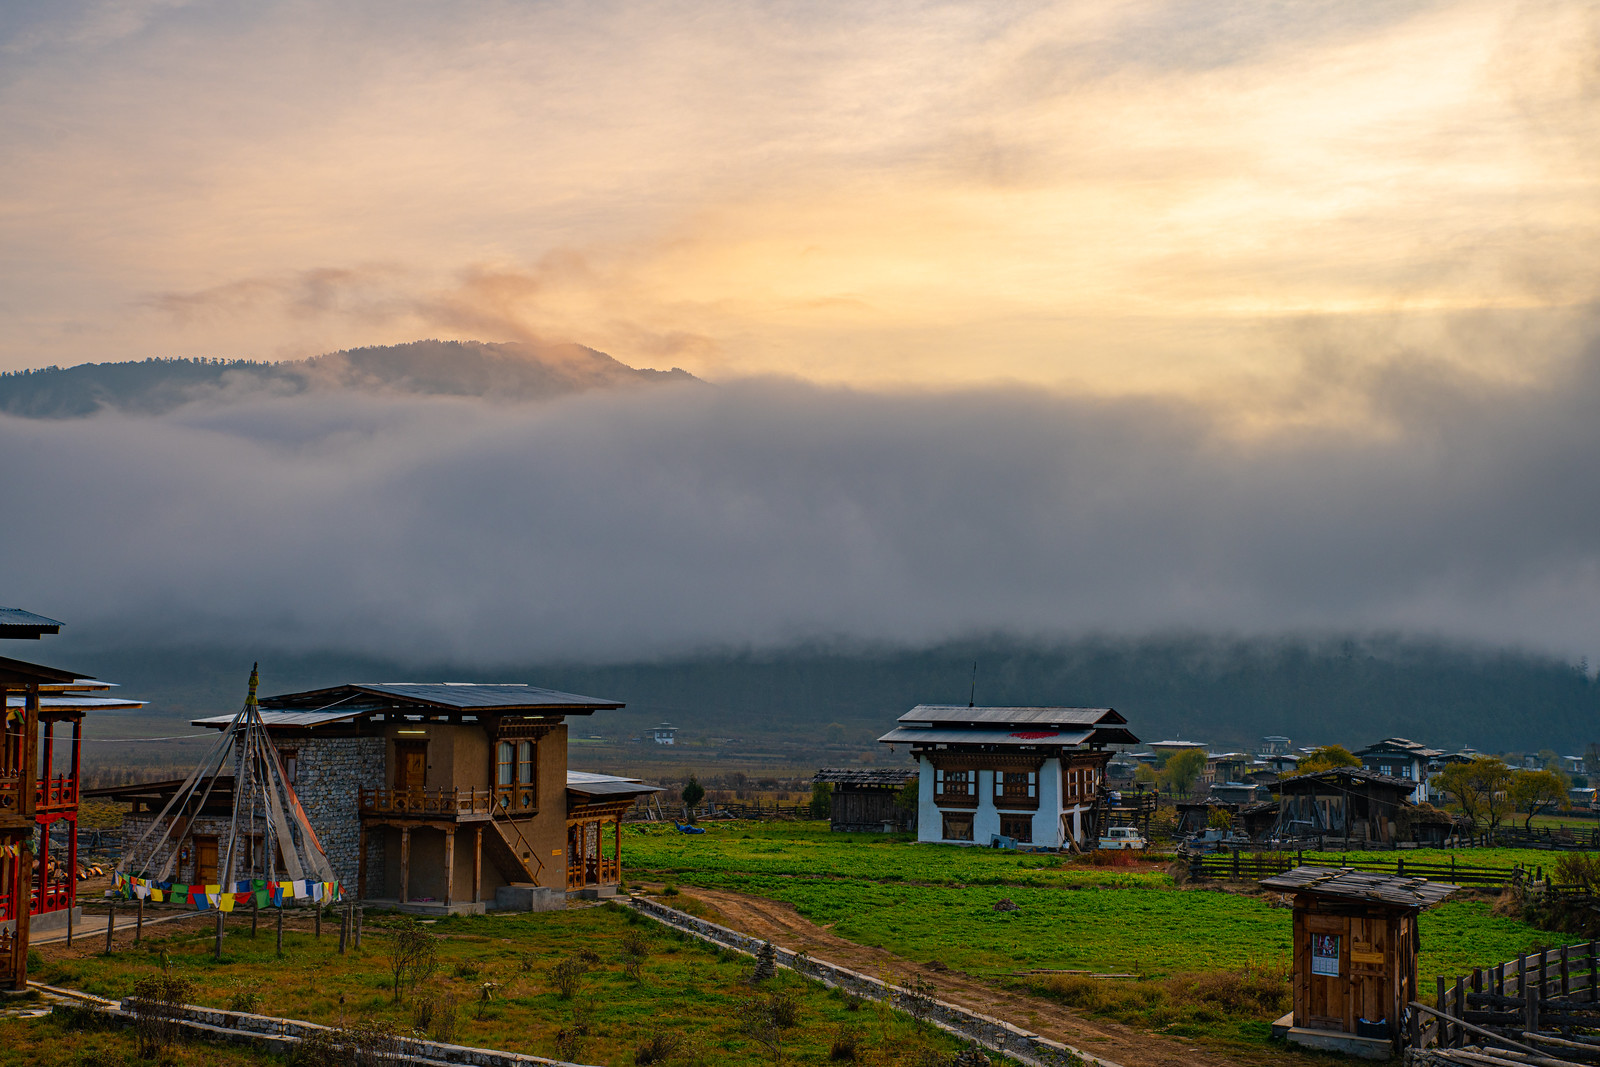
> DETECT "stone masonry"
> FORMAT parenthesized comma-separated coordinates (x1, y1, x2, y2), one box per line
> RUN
(292, 736, 385, 889)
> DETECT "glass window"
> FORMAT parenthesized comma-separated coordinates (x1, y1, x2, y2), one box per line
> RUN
(941, 812, 974, 841)
(496, 742, 514, 786)
(518, 740, 535, 785)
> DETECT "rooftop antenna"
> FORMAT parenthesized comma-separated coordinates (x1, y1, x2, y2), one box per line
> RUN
(968, 661, 977, 708)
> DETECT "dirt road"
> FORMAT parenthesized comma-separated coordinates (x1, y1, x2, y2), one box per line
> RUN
(675, 884, 1324, 1067)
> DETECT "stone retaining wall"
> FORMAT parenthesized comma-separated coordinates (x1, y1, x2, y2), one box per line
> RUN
(628, 896, 1118, 1067)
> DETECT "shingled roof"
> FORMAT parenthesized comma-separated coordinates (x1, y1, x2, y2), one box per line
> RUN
(813, 767, 918, 787)
(1259, 866, 1460, 908)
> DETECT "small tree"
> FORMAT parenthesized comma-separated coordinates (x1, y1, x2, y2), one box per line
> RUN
(1437, 757, 1513, 833)
(1163, 748, 1207, 797)
(386, 916, 439, 1002)
(1510, 767, 1570, 830)
(809, 782, 832, 820)
(739, 987, 801, 1067)
(1297, 745, 1362, 775)
(681, 774, 706, 821)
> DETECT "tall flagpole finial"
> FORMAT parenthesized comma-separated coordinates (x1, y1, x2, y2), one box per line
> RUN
(247, 662, 260, 708)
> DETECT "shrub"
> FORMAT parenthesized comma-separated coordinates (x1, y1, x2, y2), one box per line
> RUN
(292, 1018, 410, 1066)
(662, 884, 680, 896)
(1554, 852, 1600, 889)
(633, 1031, 683, 1064)
(578, 947, 601, 965)
(452, 960, 481, 980)
(228, 986, 264, 1013)
(829, 1022, 866, 1061)
(549, 956, 589, 999)
(385, 917, 438, 1002)
(127, 971, 194, 1057)
(412, 989, 461, 1043)
(555, 1026, 587, 1061)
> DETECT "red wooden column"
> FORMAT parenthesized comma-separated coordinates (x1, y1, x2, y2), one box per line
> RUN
(67, 719, 81, 914)
(11, 682, 39, 990)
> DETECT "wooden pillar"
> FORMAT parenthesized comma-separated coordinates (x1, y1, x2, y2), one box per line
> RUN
(12, 683, 40, 990)
(357, 824, 368, 900)
(472, 827, 482, 904)
(443, 828, 455, 907)
(399, 826, 411, 904)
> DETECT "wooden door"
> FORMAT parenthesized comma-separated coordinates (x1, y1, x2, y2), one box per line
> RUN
(193, 836, 218, 885)
(1304, 912, 1350, 1030)
(395, 742, 428, 792)
(1348, 912, 1390, 1028)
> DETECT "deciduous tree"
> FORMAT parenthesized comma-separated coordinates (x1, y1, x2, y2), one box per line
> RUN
(1298, 745, 1362, 775)
(1510, 767, 1570, 830)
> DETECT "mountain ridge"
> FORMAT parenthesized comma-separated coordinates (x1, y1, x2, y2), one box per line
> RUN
(0, 339, 699, 417)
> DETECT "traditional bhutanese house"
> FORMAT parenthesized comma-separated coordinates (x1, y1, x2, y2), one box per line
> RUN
(1261, 866, 1459, 1058)
(878, 705, 1138, 851)
(1352, 738, 1442, 805)
(1272, 767, 1418, 845)
(0, 608, 145, 989)
(812, 768, 917, 832)
(98, 680, 655, 913)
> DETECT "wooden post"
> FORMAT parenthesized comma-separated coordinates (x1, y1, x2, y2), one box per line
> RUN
(1523, 955, 1538, 1034)
(1454, 976, 1466, 1046)
(443, 828, 455, 907)
(104, 900, 116, 955)
(13, 683, 40, 990)
(1561, 945, 1570, 997)
(472, 827, 482, 904)
(399, 827, 411, 905)
(338, 905, 348, 955)
(1438, 976, 1449, 1046)
(134, 896, 143, 944)
(276, 904, 283, 957)
(315, 905, 321, 940)
(357, 824, 368, 901)
(354, 905, 363, 949)
(251, 894, 259, 938)
(1590, 940, 1598, 1004)
(66, 892, 74, 947)
(214, 910, 224, 960)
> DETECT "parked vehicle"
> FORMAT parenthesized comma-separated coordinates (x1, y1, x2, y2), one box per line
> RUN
(1182, 827, 1251, 853)
(1098, 826, 1148, 850)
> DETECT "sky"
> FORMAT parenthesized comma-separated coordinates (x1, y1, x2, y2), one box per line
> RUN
(2, 0, 1597, 403)
(3, 0, 1600, 666)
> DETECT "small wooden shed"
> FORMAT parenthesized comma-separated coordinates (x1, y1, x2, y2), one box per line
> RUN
(1260, 866, 1459, 1058)
(813, 768, 917, 832)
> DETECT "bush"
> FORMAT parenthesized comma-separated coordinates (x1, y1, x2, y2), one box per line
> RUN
(292, 1018, 410, 1066)
(578, 947, 601, 965)
(385, 917, 438, 1002)
(1554, 852, 1600, 889)
(633, 1031, 683, 1064)
(228, 986, 263, 1013)
(127, 971, 194, 1057)
(412, 989, 461, 1043)
(452, 960, 481, 980)
(829, 1022, 866, 1060)
(549, 956, 589, 999)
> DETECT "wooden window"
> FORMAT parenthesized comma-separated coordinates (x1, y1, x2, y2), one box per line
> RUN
(995, 770, 1039, 810)
(941, 812, 974, 841)
(933, 768, 975, 806)
(518, 740, 535, 786)
(278, 749, 298, 785)
(496, 742, 515, 787)
(999, 815, 1032, 843)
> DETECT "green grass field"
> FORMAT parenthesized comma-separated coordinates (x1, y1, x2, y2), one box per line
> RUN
(34, 903, 965, 1067)
(630, 822, 1578, 981)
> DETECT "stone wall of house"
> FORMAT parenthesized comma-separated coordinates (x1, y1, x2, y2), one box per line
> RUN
(294, 736, 386, 889)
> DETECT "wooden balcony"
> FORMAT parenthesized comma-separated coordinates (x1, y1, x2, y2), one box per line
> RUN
(36, 775, 78, 815)
(359, 786, 493, 820)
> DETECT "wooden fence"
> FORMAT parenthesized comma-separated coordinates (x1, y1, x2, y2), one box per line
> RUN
(1415, 941, 1600, 1051)
(1191, 849, 1531, 887)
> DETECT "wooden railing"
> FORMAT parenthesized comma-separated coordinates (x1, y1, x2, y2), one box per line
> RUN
(359, 786, 492, 818)
(1190, 849, 1527, 887)
(36, 774, 78, 814)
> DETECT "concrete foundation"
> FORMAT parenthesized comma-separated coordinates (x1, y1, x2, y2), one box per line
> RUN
(362, 898, 487, 917)
(1273, 1014, 1393, 1059)
(1, 907, 81, 935)
(490, 884, 565, 912)
(569, 885, 618, 901)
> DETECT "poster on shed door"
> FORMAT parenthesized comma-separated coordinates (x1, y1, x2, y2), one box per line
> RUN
(1311, 934, 1341, 976)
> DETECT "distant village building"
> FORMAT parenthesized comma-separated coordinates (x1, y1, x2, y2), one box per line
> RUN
(95, 681, 656, 911)
(1352, 738, 1441, 805)
(1257, 735, 1292, 756)
(1272, 767, 1435, 846)
(650, 722, 677, 745)
(878, 705, 1138, 851)
(812, 768, 917, 832)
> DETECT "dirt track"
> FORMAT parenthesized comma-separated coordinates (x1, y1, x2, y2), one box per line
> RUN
(673, 884, 1330, 1067)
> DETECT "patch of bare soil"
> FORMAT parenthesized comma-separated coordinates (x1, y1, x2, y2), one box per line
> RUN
(673, 884, 1343, 1067)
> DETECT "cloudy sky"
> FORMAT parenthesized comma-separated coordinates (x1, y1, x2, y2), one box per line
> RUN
(3, 0, 1597, 398)
(3, 0, 1599, 664)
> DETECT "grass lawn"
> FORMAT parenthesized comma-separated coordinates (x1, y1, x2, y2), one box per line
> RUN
(1300, 847, 1586, 873)
(0, 1008, 282, 1067)
(32, 902, 967, 1067)
(631, 821, 1574, 979)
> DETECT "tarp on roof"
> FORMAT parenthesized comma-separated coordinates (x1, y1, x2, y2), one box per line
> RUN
(897, 705, 1125, 727)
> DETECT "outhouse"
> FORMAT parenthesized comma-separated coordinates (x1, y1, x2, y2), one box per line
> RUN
(1260, 867, 1459, 1059)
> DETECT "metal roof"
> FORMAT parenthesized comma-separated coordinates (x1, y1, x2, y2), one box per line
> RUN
(192, 709, 366, 729)
(5, 695, 145, 711)
(1279, 766, 1416, 791)
(813, 767, 919, 786)
(261, 682, 623, 713)
(0, 607, 63, 639)
(1354, 737, 1444, 759)
(566, 770, 660, 798)
(0, 654, 82, 686)
(878, 725, 1097, 747)
(1259, 866, 1460, 908)
(898, 705, 1126, 727)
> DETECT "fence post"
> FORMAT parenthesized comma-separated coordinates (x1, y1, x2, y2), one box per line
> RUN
(214, 910, 224, 961)
(1590, 941, 1598, 1004)
(1523, 955, 1538, 1034)
(134, 897, 143, 945)
(1561, 945, 1570, 997)
(104, 900, 116, 955)
(1398, 855, 1405, 877)
(1232, 848, 1240, 880)
(276, 905, 284, 957)
(1438, 976, 1449, 1046)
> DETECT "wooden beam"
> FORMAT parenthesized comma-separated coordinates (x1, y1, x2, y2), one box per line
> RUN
(399, 827, 411, 904)
(472, 827, 482, 904)
(443, 829, 455, 907)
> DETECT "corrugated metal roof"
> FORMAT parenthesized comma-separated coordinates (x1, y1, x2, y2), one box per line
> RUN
(897, 705, 1125, 727)
(877, 726, 1096, 746)
(261, 682, 623, 712)
(0, 607, 63, 638)
(191, 709, 364, 728)
(5, 695, 145, 710)
(566, 770, 659, 798)
(1259, 866, 1459, 908)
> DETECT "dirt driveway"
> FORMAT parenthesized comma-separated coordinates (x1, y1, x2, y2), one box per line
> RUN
(670, 884, 1340, 1067)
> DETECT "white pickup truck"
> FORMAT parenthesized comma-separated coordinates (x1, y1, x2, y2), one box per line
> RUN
(1097, 826, 1148, 850)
